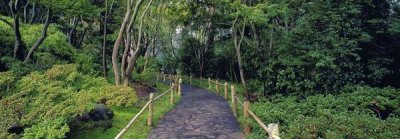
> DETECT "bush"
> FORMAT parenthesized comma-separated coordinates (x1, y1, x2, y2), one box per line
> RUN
(0, 71, 16, 97)
(22, 24, 76, 67)
(0, 16, 14, 57)
(132, 57, 160, 86)
(0, 64, 137, 138)
(248, 86, 400, 139)
(0, 19, 76, 69)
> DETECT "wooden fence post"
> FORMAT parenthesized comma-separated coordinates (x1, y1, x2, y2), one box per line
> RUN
(175, 75, 178, 83)
(190, 75, 193, 85)
(243, 101, 251, 134)
(224, 82, 228, 99)
(156, 74, 159, 82)
(170, 83, 175, 104)
(178, 78, 182, 96)
(267, 124, 280, 139)
(231, 85, 237, 117)
(215, 80, 219, 95)
(200, 77, 203, 86)
(208, 78, 211, 89)
(163, 74, 166, 82)
(147, 93, 154, 126)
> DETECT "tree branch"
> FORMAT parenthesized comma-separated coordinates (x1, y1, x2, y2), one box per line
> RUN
(0, 18, 12, 27)
(23, 8, 51, 64)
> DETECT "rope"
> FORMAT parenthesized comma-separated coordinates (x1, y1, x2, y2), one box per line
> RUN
(247, 108, 270, 135)
(115, 100, 152, 139)
(154, 87, 173, 101)
(234, 96, 244, 106)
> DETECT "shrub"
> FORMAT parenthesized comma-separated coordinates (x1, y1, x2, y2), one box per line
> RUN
(0, 71, 16, 97)
(248, 86, 400, 139)
(132, 57, 160, 86)
(0, 16, 14, 57)
(0, 64, 137, 138)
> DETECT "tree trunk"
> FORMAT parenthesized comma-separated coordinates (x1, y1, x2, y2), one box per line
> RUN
(23, 1, 28, 23)
(142, 38, 154, 73)
(102, 0, 112, 78)
(199, 59, 204, 77)
(30, 2, 35, 23)
(12, 16, 24, 60)
(10, 0, 25, 60)
(124, 0, 153, 86)
(68, 17, 78, 46)
(232, 63, 239, 83)
(102, 18, 108, 77)
(233, 18, 249, 100)
(23, 8, 51, 64)
(121, 34, 131, 83)
(112, 0, 132, 86)
(76, 27, 87, 48)
(269, 29, 273, 58)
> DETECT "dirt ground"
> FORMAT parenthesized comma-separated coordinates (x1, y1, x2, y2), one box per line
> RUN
(130, 82, 156, 98)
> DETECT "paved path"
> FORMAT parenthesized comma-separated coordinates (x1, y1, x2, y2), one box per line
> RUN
(148, 84, 244, 139)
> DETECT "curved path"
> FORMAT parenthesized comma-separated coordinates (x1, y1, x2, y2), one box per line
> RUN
(148, 84, 244, 139)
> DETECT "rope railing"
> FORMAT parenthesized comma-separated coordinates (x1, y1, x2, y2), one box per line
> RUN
(235, 96, 244, 106)
(115, 77, 182, 139)
(159, 73, 280, 139)
(154, 87, 173, 101)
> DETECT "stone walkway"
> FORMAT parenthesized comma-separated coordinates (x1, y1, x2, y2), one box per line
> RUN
(148, 84, 244, 139)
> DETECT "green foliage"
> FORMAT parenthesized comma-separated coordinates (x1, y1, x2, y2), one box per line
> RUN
(0, 71, 16, 96)
(0, 64, 138, 138)
(0, 15, 14, 57)
(74, 44, 102, 76)
(249, 86, 400, 139)
(132, 57, 160, 86)
(68, 83, 180, 139)
(0, 16, 77, 74)
(21, 24, 76, 66)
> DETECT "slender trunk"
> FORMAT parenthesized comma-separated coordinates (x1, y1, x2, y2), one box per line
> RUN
(236, 45, 247, 97)
(10, 0, 25, 60)
(199, 59, 204, 77)
(112, 0, 132, 86)
(284, 18, 289, 35)
(102, 0, 110, 78)
(232, 63, 239, 83)
(68, 17, 78, 46)
(12, 16, 24, 60)
(142, 38, 154, 73)
(124, 0, 153, 86)
(124, 50, 139, 86)
(23, 8, 51, 64)
(30, 2, 35, 23)
(76, 27, 87, 48)
(102, 18, 108, 77)
(233, 18, 249, 100)
(23, 1, 28, 23)
(121, 34, 131, 82)
(229, 63, 233, 81)
(269, 29, 273, 58)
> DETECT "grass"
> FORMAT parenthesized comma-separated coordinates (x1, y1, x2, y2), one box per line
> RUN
(68, 82, 180, 139)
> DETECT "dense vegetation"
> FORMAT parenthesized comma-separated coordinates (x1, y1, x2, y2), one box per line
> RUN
(1, 0, 399, 138)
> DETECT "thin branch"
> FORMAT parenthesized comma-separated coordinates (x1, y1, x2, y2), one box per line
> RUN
(0, 18, 12, 27)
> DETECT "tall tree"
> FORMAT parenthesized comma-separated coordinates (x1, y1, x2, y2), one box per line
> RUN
(9, 0, 25, 60)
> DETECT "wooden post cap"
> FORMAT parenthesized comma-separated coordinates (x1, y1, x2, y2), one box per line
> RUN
(267, 123, 280, 139)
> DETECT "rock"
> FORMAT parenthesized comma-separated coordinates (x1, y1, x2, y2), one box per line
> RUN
(89, 104, 114, 121)
(7, 124, 24, 134)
